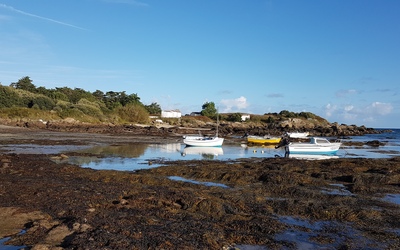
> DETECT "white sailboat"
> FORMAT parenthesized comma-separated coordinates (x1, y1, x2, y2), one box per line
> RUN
(183, 113, 224, 147)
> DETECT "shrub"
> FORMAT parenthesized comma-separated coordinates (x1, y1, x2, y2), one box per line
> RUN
(116, 104, 149, 123)
(28, 96, 56, 110)
(75, 103, 105, 121)
(227, 113, 242, 122)
(0, 85, 22, 107)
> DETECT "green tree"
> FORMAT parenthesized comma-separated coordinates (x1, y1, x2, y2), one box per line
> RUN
(10, 76, 36, 93)
(119, 92, 141, 106)
(279, 110, 296, 118)
(227, 113, 242, 122)
(103, 91, 122, 110)
(201, 102, 217, 119)
(145, 102, 162, 115)
(92, 90, 105, 101)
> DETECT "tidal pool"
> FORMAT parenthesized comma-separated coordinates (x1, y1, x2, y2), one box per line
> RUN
(168, 176, 229, 188)
(275, 216, 382, 249)
(382, 194, 400, 205)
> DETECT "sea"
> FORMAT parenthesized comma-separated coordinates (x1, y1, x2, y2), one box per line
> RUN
(1, 128, 399, 171)
(337, 128, 400, 158)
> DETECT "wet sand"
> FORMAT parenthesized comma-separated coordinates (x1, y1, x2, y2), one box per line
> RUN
(0, 125, 399, 249)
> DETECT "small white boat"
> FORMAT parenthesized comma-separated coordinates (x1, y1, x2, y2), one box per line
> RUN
(287, 137, 341, 155)
(182, 146, 223, 156)
(287, 131, 309, 138)
(183, 135, 224, 147)
(183, 113, 224, 147)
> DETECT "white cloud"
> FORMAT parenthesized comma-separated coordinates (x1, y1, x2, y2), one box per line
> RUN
(324, 103, 337, 117)
(335, 89, 358, 98)
(324, 101, 393, 126)
(220, 96, 248, 113)
(366, 102, 393, 115)
(344, 105, 353, 112)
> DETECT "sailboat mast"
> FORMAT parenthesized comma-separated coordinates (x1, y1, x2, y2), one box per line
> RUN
(216, 111, 219, 137)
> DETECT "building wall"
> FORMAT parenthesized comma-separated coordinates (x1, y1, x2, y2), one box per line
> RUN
(161, 110, 182, 118)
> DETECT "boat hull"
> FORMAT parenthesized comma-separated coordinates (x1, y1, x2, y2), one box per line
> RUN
(247, 136, 281, 144)
(183, 137, 224, 147)
(287, 144, 341, 154)
(289, 154, 339, 160)
(286, 137, 341, 155)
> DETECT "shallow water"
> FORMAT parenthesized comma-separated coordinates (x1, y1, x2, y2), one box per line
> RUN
(275, 216, 382, 249)
(168, 176, 229, 188)
(0, 237, 24, 250)
(1, 129, 400, 171)
(3, 140, 400, 171)
(382, 194, 400, 205)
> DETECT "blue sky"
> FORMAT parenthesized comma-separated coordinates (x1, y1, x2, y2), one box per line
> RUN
(0, 0, 399, 128)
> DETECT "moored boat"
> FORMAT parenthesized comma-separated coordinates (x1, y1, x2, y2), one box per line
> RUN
(287, 131, 309, 138)
(247, 135, 281, 145)
(183, 135, 224, 147)
(286, 137, 341, 155)
(183, 112, 224, 147)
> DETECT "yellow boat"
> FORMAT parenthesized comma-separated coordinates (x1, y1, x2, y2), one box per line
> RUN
(247, 135, 281, 144)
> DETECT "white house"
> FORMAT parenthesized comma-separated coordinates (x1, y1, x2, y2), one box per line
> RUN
(161, 110, 182, 118)
(241, 114, 250, 121)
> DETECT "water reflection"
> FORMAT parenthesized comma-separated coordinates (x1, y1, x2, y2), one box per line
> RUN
(63, 143, 287, 171)
(77, 144, 148, 158)
(181, 146, 223, 159)
(3, 136, 399, 171)
(168, 176, 229, 188)
(288, 154, 339, 160)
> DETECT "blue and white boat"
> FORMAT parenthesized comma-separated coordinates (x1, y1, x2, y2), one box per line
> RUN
(286, 137, 341, 155)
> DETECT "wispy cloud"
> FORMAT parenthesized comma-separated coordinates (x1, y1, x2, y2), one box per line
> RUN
(0, 4, 87, 30)
(266, 93, 283, 98)
(102, 0, 149, 7)
(335, 89, 358, 98)
(366, 102, 393, 116)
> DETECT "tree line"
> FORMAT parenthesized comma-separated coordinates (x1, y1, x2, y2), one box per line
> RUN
(0, 76, 161, 123)
(1, 76, 323, 124)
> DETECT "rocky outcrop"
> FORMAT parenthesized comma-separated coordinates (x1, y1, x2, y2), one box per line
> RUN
(0, 117, 386, 137)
